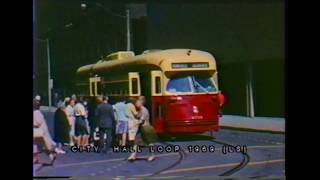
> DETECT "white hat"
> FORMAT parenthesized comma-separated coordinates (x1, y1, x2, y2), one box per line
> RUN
(64, 97, 71, 102)
(71, 94, 77, 100)
(35, 95, 41, 101)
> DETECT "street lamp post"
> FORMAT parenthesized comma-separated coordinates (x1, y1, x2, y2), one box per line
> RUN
(34, 38, 52, 111)
(46, 38, 52, 110)
(35, 23, 73, 109)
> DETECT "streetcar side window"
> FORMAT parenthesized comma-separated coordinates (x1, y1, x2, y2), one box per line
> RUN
(132, 78, 138, 94)
(91, 82, 95, 96)
(97, 81, 101, 95)
(155, 76, 161, 94)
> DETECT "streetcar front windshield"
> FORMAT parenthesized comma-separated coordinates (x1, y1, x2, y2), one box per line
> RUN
(166, 76, 192, 92)
(166, 75, 217, 93)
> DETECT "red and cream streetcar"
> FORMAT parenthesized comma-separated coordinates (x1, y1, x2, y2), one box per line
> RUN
(76, 49, 224, 135)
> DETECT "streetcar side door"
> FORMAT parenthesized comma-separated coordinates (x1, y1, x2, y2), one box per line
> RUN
(89, 76, 101, 97)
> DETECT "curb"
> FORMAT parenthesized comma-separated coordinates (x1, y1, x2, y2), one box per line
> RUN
(220, 126, 285, 134)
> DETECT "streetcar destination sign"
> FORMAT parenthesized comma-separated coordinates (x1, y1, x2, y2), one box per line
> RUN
(172, 62, 209, 69)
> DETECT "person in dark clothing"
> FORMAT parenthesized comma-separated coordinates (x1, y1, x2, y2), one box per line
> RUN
(95, 96, 115, 152)
(53, 103, 71, 147)
(111, 103, 117, 147)
(87, 98, 98, 145)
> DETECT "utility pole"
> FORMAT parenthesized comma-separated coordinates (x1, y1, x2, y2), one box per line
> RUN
(46, 38, 52, 111)
(246, 64, 254, 118)
(126, 9, 131, 51)
(36, 22, 72, 110)
(81, 3, 131, 51)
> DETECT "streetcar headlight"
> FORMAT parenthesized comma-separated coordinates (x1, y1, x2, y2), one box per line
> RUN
(193, 106, 199, 114)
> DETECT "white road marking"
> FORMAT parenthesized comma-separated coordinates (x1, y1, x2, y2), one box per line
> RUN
(246, 145, 284, 149)
(52, 145, 284, 168)
(53, 153, 177, 168)
(135, 175, 183, 179)
(159, 159, 285, 175)
(54, 157, 126, 168)
(134, 173, 153, 177)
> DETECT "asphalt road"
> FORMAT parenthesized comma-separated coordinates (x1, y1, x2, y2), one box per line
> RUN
(34, 109, 285, 179)
(34, 126, 285, 179)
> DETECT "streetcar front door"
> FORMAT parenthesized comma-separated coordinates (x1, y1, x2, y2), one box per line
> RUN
(140, 72, 152, 112)
(151, 70, 164, 132)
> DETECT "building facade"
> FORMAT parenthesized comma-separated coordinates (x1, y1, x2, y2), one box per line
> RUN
(132, 1, 284, 117)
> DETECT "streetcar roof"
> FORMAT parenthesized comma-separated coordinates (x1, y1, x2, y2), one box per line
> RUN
(77, 49, 216, 75)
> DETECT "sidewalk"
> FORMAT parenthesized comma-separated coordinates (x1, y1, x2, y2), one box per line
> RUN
(220, 115, 285, 133)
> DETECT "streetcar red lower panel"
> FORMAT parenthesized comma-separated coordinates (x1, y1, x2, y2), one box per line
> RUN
(152, 94, 221, 135)
(166, 120, 220, 134)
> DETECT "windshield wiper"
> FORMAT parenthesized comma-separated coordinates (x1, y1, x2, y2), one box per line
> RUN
(191, 76, 208, 93)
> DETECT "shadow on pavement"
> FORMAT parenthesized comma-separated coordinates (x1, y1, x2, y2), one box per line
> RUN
(159, 134, 216, 142)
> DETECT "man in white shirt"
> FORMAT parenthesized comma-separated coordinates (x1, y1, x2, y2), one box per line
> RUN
(65, 98, 75, 145)
(128, 96, 156, 161)
(114, 100, 129, 146)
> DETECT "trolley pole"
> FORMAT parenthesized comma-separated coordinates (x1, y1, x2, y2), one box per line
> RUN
(46, 38, 52, 111)
(81, 3, 131, 51)
(126, 9, 131, 51)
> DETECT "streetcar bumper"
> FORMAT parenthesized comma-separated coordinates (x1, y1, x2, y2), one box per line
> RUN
(166, 120, 220, 134)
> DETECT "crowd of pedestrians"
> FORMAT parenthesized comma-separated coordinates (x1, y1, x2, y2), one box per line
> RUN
(33, 94, 157, 164)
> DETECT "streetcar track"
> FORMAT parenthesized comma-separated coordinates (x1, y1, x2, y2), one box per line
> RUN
(149, 137, 251, 176)
(157, 159, 284, 175)
(150, 141, 186, 176)
(151, 138, 251, 176)
(36, 144, 281, 170)
(210, 139, 251, 176)
(150, 137, 251, 177)
(35, 139, 280, 177)
(35, 141, 188, 177)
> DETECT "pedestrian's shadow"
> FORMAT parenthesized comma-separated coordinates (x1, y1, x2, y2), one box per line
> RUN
(158, 134, 216, 142)
(34, 162, 54, 173)
(128, 157, 151, 162)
